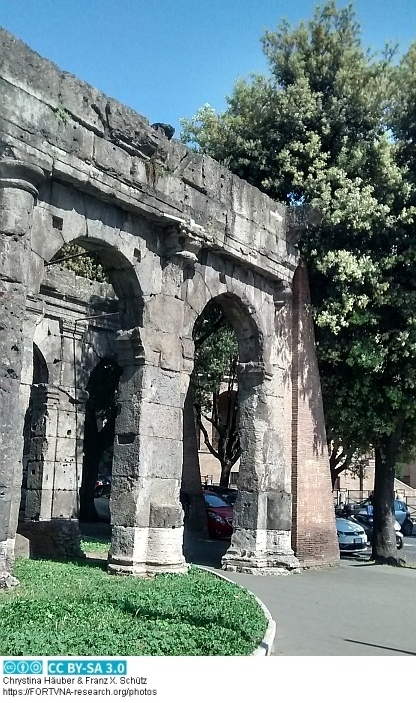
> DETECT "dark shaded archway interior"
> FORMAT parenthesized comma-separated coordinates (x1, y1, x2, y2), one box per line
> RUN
(79, 357, 122, 523)
(20, 344, 49, 522)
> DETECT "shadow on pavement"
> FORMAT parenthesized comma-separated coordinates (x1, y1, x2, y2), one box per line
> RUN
(183, 537, 230, 568)
(340, 553, 371, 563)
(344, 639, 416, 656)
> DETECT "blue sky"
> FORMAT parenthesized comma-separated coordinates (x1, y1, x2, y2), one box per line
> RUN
(1, 1, 415, 136)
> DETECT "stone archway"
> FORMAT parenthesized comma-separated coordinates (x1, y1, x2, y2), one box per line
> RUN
(15, 230, 144, 562)
(192, 290, 299, 573)
(0, 29, 339, 585)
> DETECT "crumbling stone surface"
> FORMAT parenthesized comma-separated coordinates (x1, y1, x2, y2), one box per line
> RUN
(18, 519, 84, 561)
(0, 28, 339, 577)
(0, 573, 19, 589)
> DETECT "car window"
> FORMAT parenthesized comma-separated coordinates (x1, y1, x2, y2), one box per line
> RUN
(394, 500, 405, 511)
(203, 493, 230, 508)
(222, 493, 237, 505)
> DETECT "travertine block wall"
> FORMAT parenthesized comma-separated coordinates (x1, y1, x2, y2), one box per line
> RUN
(0, 28, 339, 583)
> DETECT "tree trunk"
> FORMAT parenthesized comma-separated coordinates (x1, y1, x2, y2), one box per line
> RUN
(182, 387, 208, 539)
(219, 459, 232, 488)
(330, 462, 344, 491)
(371, 431, 403, 565)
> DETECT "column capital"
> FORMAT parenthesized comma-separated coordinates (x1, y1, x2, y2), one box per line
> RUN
(116, 327, 145, 367)
(0, 159, 48, 198)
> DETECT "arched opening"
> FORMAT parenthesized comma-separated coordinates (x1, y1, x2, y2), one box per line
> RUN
(79, 357, 122, 523)
(45, 239, 139, 527)
(47, 238, 143, 329)
(191, 299, 241, 489)
(18, 237, 143, 559)
(182, 293, 263, 565)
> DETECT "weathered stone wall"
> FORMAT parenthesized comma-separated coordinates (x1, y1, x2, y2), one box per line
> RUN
(0, 28, 339, 581)
(17, 266, 118, 558)
(0, 29, 293, 284)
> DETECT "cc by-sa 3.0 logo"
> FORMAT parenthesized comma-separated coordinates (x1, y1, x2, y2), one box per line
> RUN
(3, 660, 43, 675)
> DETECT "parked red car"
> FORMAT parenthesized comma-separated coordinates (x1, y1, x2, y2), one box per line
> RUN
(203, 491, 233, 539)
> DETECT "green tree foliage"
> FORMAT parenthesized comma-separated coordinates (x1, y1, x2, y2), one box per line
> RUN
(181, 1, 416, 563)
(50, 243, 109, 283)
(191, 302, 240, 487)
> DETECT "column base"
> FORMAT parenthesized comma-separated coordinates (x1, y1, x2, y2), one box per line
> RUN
(107, 557, 148, 577)
(222, 528, 300, 574)
(108, 559, 188, 577)
(108, 525, 187, 577)
(0, 540, 19, 588)
(222, 547, 300, 574)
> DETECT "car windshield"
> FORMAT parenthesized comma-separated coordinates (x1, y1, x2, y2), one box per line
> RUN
(203, 493, 230, 508)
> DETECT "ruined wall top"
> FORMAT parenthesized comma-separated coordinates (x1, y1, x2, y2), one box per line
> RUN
(0, 28, 299, 283)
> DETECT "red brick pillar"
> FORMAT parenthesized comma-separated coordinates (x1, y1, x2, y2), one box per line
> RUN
(291, 264, 339, 565)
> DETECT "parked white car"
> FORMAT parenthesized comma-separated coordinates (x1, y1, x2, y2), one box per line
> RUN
(336, 517, 367, 553)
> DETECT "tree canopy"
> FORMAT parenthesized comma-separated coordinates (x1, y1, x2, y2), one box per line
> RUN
(181, 0, 416, 563)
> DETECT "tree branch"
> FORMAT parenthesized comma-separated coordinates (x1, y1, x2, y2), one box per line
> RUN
(195, 409, 220, 459)
(194, 312, 226, 349)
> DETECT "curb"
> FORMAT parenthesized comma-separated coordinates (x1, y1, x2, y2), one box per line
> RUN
(197, 566, 276, 656)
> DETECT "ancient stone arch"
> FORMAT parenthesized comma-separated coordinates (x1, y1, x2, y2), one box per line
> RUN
(0, 28, 339, 585)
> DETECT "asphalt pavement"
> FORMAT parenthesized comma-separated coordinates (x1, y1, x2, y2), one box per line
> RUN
(187, 536, 416, 656)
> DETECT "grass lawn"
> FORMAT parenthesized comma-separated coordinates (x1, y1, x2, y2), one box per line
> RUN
(80, 536, 111, 554)
(0, 556, 267, 656)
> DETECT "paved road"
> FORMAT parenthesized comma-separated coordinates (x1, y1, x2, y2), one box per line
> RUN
(187, 537, 416, 656)
(222, 561, 416, 656)
(398, 533, 416, 564)
(345, 533, 416, 565)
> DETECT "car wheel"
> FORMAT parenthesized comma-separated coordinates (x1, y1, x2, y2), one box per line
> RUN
(402, 519, 413, 536)
(396, 534, 404, 550)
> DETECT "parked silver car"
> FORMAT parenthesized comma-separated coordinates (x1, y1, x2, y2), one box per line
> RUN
(336, 516, 367, 553)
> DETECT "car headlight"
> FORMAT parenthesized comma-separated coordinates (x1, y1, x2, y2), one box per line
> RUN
(337, 531, 345, 537)
(207, 511, 226, 524)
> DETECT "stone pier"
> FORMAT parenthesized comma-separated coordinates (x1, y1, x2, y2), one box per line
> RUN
(0, 27, 339, 583)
